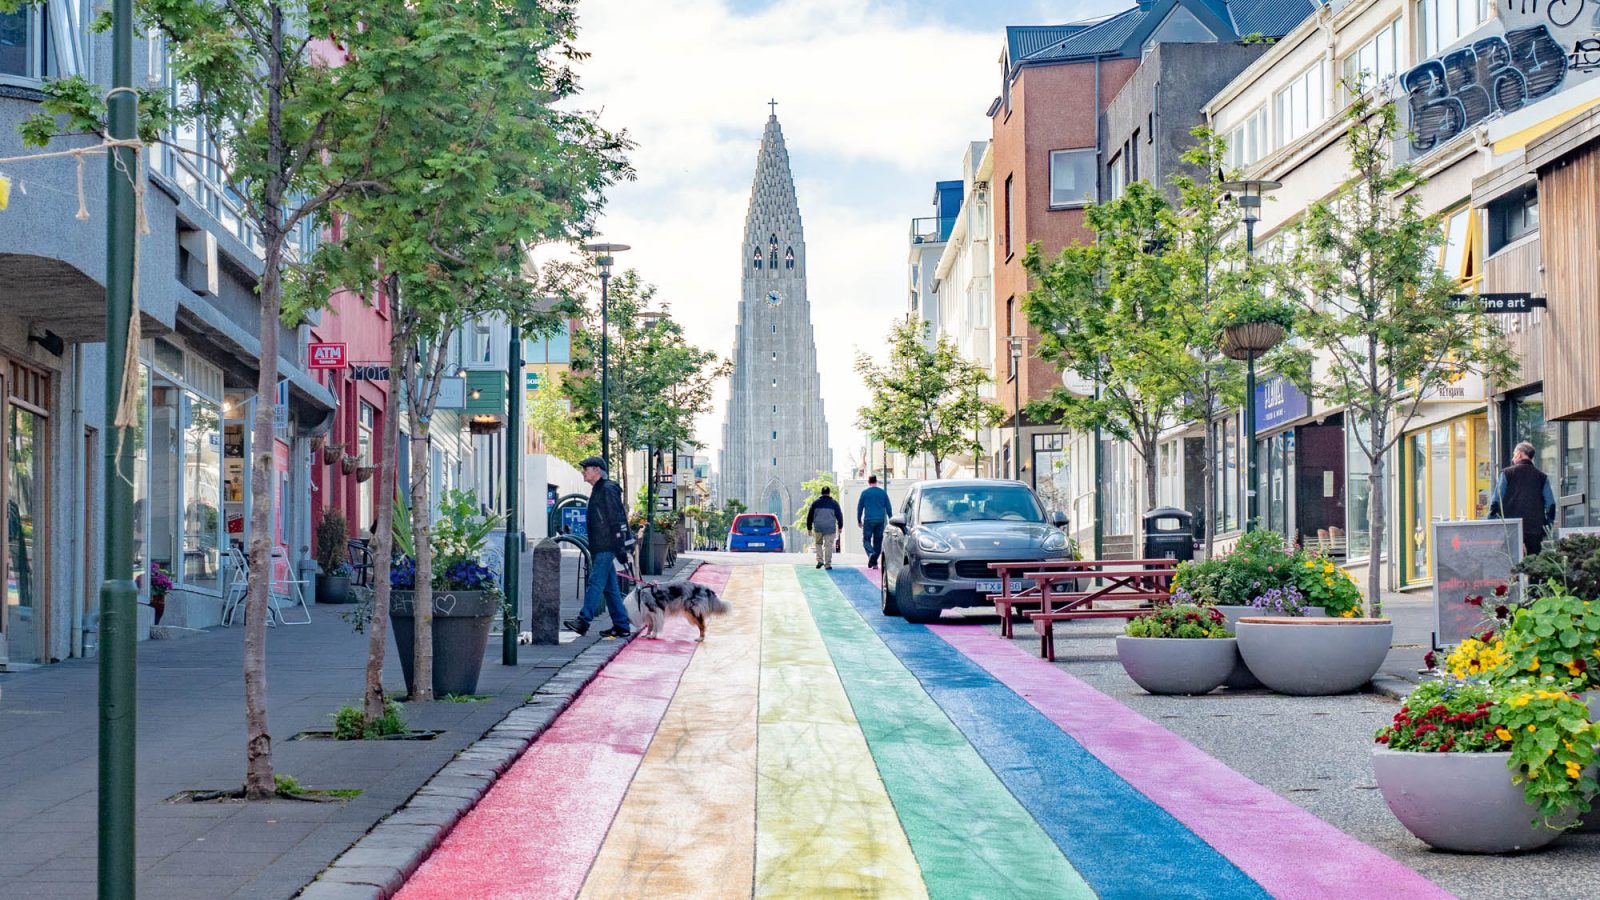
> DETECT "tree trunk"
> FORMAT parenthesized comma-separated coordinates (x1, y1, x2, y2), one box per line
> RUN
(1143, 443, 1159, 521)
(242, 239, 282, 800)
(408, 362, 434, 702)
(1202, 410, 1216, 558)
(363, 285, 403, 724)
(932, 454, 943, 479)
(1366, 411, 1386, 618)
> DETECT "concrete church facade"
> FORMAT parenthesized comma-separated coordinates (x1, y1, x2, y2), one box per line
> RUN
(718, 110, 832, 540)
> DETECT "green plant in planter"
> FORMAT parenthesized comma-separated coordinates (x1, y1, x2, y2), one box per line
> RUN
(332, 700, 407, 740)
(1216, 291, 1295, 330)
(1125, 603, 1232, 639)
(1173, 530, 1299, 606)
(1515, 533, 1600, 604)
(1291, 550, 1364, 617)
(1497, 591, 1600, 690)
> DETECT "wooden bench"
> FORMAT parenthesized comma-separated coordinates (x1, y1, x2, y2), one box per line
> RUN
(1023, 561, 1177, 660)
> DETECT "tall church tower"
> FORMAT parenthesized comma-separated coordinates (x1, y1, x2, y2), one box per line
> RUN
(719, 107, 832, 536)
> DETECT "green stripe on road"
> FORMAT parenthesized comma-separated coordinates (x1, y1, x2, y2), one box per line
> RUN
(795, 567, 1094, 900)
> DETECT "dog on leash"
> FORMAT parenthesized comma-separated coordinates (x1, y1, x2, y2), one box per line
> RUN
(634, 580, 731, 642)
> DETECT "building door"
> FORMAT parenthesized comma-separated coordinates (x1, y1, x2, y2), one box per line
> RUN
(1296, 419, 1346, 555)
(1, 360, 50, 665)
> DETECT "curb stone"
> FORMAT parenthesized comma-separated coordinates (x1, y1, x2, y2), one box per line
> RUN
(1368, 674, 1413, 702)
(297, 558, 702, 899)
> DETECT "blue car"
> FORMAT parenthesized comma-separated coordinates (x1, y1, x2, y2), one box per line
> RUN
(728, 514, 785, 552)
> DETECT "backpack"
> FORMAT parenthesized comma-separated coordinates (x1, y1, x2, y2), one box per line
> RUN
(812, 505, 838, 535)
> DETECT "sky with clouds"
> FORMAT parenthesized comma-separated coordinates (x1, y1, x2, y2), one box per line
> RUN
(571, 0, 1119, 477)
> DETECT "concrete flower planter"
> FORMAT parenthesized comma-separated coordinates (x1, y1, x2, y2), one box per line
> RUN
(1213, 605, 1324, 688)
(391, 590, 498, 698)
(1372, 749, 1564, 853)
(1235, 617, 1392, 695)
(1115, 636, 1237, 696)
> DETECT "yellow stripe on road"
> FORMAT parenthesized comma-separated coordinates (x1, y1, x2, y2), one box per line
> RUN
(756, 566, 927, 899)
(578, 566, 762, 899)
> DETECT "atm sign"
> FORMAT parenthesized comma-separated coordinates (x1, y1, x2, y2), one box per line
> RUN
(308, 342, 346, 369)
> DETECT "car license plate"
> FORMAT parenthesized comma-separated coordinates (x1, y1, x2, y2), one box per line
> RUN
(976, 579, 1032, 594)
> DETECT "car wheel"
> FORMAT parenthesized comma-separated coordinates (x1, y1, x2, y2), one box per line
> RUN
(899, 575, 940, 624)
(881, 573, 901, 617)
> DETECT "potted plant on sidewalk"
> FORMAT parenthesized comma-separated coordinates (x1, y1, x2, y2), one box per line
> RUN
(1116, 602, 1237, 695)
(148, 563, 173, 625)
(314, 510, 355, 604)
(1373, 678, 1600, 852)
(390, 489, 504, 698)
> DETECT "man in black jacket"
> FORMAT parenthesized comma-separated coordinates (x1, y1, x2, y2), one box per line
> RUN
(1489, 441, 1556, 555)
(564, 457, 633, 637)
(805, 486, 844, 570)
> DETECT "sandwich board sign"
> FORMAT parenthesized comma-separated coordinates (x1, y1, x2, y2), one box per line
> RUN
(1431, 519, 1522, 648)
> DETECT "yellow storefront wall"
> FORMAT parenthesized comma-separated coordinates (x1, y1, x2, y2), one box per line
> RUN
(1402, 413, 1491, 585)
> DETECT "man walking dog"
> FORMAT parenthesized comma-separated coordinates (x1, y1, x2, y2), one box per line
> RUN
(857, 475, 892, 569)
(564, 456, 633, 638)
(806, 486, 844, 570)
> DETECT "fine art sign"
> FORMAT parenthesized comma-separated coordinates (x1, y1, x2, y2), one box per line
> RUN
(1432, 519, 1523, 647)
(1402, 2, 1600, 155)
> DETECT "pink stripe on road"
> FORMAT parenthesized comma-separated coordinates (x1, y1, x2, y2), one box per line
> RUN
(928, 624, 1454, 900)
(396, 565, 728, 900)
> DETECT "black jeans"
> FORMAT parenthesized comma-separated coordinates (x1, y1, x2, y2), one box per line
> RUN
(862, 520, 886, 562)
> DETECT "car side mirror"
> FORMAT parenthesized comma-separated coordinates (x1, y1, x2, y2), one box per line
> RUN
(1050, 510, 1069, 528)
(889, 515, 907, 532)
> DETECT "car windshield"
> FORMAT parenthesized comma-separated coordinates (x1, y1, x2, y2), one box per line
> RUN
(734, 515, 779, 535)
(918, 486, 1043, 524)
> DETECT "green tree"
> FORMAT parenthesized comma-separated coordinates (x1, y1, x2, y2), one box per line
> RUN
(792, 471, 841, 534)
(527, 385, 598, 468)
(300, 0, 629, 709)
(562, 271, 729, 501)
(855, 318, 1003, 479)
(1024, 180, 1197, 509)
(1272, 96, 1513, 615)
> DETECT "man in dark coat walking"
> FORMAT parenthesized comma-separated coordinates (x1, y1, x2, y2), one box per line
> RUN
(564, 456, 633, 637)
(805, 486, 844, 570)
(1490, 441, 1556, 555)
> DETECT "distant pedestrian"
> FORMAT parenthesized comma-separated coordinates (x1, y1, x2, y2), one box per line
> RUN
(806, 486, 843, 570)
(857, 475, 893, 569)
(1489, 441, 1556, 555)
(564, 456, 633, 638)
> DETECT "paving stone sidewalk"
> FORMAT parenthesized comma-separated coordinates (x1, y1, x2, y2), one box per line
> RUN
(0, 549, 671, 900)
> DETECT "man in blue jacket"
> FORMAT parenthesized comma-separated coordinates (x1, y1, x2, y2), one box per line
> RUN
(857, 475, 893, 569)
(564, 456, 633, 638)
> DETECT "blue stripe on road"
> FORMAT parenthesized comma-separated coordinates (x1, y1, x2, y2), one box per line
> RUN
(828, 568, 1271, 900)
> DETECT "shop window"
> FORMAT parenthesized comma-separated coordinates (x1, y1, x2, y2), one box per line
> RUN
(1402, 414, 1489, 584)
(3, 362, 50, 665)
(182, 391, 222, 591)
(1213, 414, 1242, 535)
(358, 402, 376, 533)
(1346, 418, 1372, 558)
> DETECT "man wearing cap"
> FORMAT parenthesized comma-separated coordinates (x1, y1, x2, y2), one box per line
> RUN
(564, 456, 632, 638)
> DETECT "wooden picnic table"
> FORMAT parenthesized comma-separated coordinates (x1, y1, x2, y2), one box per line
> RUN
(1020, 561, 1177, 661)
(986, 559, 1177, 640)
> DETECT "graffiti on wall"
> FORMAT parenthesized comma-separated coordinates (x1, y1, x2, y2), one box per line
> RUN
(1402, 2, 1600, 154)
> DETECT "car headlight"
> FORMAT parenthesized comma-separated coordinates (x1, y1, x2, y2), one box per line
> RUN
(1042, 530, 1069, 552)
(915, 532, 952, 553)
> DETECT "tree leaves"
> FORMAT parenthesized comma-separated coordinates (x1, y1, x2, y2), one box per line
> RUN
(855, 318, 1003, 477)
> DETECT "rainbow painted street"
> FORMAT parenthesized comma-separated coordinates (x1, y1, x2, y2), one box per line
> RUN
(394, 565, 1452, 899)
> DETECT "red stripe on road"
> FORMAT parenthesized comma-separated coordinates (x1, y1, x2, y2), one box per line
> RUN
(396, 565, 729, 900)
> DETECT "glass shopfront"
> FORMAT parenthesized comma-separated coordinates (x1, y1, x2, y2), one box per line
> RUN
(1, 361, 50, 665)
(132, 341, 226, 602)
(1402, 413, 1491, 584)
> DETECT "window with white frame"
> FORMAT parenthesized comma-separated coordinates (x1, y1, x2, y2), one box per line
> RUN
(1417, 0, 1488, 59)
(1274, 62, 1326, 148)
(1049, 149, 1096, 208)
(1342, 19, 1402, 99)
(1107, 152, 1126, 200)
(1225, 107, 1267, 171)
(1, 1, 90, 80)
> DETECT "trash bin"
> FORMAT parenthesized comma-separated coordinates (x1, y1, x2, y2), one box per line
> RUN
(1142, 506, 1195, 563)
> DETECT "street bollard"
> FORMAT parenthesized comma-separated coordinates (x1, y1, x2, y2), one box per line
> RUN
(528, 539, 562, 645)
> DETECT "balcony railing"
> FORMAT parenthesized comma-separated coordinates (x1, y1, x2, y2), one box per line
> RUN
(910, 217, 941, 245)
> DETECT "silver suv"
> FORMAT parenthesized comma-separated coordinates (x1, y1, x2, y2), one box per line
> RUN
(881, 479, 1073, 624)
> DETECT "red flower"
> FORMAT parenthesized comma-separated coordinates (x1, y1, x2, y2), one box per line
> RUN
(1574, 659, 1588, 674)
(1376, 734, 1389, 743)
(1424, 651, 1438, 669)
(1494, 584, 1508, 597)
(1415, 724, 1439, 734)
(1465, 595, 1484, 607)
(1495, 605, 1510, 620)
(1479, 630, 1497, 644)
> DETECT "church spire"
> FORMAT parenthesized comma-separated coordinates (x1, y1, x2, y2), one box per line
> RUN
(745, 106, 802, 251)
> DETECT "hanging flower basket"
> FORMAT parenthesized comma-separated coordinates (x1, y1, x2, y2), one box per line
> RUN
(1220, 322, 1286, 360)
(322, 443, 344, 465)
(356, 465, 375, 483)
(310, 435, 325, 454)
(341, 454, 359, 475)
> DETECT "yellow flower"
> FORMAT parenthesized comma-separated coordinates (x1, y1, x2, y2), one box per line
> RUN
(1496, 727, 1513, 741)
(1341, 609, 1355, 618)
(1528, 724, 1538, 733)
(1324, 578, 1333, 586)
(1567, 761, 1583, 780)
(1323, 562, 1335, 574)
(1510, 693, 1533, 708)
(1305, 560, 1316, 569)
(1529, 655, 1541, 672)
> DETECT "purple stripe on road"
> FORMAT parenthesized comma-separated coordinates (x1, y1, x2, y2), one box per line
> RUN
(928, 623, 1455, 900)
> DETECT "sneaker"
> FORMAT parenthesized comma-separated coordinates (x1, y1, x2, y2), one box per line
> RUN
(825, 565, 833, 570)
(562, 617, 589, 636)
(599, 625, 632, 639)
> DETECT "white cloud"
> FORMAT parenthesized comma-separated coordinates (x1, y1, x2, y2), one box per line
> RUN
(573, 0, 1004, 475)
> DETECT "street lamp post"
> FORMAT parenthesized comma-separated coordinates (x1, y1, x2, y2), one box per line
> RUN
(501, 318, 523, 665)
(1008, 336, 1024, 482)
(580, 242, 630, 469)
(1219, 179, 1283, 532)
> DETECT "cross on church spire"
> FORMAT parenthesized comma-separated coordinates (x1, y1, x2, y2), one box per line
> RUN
(768, 97, 778, 115)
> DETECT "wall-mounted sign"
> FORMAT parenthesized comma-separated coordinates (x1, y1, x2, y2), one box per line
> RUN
(1450, 292, 1545, 313)
(350, 364, 390, 381)
(434, 376, 466, 409)
(307, 342, 346, 369)
(1253, 375, 1309, 431)
(273, 379, 288, 428)
(1420, 369, 1485, 403)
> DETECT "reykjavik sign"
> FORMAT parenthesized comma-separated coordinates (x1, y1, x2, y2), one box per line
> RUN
(1402, 1, 1600, 155)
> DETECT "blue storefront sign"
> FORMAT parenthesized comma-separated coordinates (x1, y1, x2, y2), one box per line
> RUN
(1254, 375, 1309, 431)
